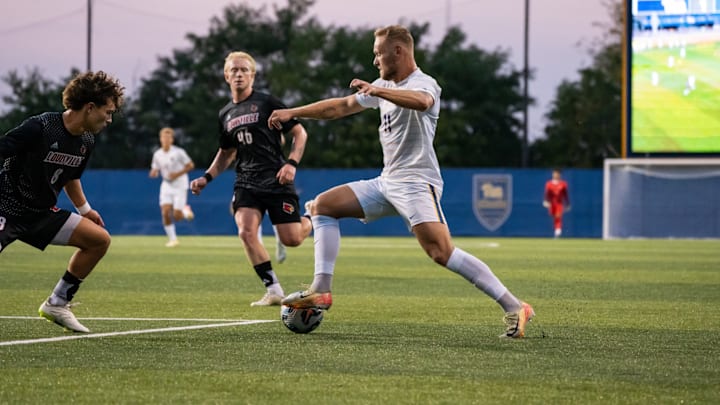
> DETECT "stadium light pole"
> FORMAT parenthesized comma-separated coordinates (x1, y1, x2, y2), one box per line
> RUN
(87, 0, 92, 71)
(522, 0, 530, 167)
(446, 0, 451, 31)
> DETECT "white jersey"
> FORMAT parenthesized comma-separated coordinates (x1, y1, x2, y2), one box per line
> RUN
(355, 68, 443, 187)
(151, 145, 192, 189)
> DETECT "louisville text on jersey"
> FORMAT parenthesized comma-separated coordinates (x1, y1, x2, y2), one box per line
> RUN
(43, 151, 84, 167)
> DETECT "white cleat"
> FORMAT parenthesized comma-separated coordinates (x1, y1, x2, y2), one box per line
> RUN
(250, 292, 284, 307)
(165, 240, 180, 248)
(39, 299, 90, 333)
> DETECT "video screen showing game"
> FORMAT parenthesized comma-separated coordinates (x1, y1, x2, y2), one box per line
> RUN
(629, 0, 720, 155)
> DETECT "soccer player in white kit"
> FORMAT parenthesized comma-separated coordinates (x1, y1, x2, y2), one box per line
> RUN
(150, 127, 195, 247)
(269, 25, 535, 338)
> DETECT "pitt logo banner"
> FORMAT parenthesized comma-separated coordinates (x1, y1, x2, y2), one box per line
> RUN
(472, 174, 512, 232)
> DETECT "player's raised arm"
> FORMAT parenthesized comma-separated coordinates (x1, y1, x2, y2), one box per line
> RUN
(350, 78, 434, 111)
(268, 94, 363, 129)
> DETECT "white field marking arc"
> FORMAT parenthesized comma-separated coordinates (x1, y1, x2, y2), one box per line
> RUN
(0, 319, 276, 347)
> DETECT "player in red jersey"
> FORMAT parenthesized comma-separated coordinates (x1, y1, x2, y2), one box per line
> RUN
(543, 169, 570, 238)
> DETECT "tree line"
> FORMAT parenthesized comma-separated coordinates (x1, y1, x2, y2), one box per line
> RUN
(0, 0, 622, 169)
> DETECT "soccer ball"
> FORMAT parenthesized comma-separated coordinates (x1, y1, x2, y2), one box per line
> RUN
(280, 305, 324, 334)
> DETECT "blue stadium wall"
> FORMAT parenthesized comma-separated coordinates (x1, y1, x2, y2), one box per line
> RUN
(58, 168, 603, 238)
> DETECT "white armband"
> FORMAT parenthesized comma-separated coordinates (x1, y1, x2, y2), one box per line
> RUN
(75, 202, 92, 215)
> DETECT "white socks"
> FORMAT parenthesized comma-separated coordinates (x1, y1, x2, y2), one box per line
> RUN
(164, 224, 177, 241)
(445, 247, 521, 312)
(268, 283, 284, 296)
(309, 215, 338, 292)
(304, 217, 522, 310)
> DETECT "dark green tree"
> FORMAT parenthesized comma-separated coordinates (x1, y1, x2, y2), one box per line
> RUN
(2, 0, 527, 169)
(531, 0, 623, 168)
(267, 11, 383, 168)
(132, 0, 526, 169)
(0, 68, 67, 133)
(427, 27, 525, 167)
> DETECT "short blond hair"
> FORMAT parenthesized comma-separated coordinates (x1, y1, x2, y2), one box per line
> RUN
(224, 51, 256, 73)
(374, 25, 414, 50)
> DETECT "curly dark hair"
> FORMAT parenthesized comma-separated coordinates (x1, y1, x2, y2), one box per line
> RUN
(62, 71, 125, 111)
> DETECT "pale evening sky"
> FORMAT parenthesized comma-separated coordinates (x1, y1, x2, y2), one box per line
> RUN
(0, 0, 612, 140)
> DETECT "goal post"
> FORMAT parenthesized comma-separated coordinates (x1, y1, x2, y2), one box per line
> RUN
(603, 158, 720, 239)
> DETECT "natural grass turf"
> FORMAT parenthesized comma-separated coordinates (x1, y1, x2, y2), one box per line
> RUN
(1, 236, 719, 404)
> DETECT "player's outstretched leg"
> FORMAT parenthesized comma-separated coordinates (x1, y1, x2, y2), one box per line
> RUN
(282, 211, 336, 310)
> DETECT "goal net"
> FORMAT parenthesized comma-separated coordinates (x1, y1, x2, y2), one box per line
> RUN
(603, 158, 720, 239)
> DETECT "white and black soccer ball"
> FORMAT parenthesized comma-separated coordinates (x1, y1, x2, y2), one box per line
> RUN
(280, 305, 324, 334)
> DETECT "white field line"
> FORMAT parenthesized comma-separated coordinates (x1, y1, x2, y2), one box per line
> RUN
(0, 318, 276, 347)
(0, 316, 253, 322)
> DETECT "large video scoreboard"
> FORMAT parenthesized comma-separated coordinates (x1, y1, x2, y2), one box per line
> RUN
(625, 0, 720, 156)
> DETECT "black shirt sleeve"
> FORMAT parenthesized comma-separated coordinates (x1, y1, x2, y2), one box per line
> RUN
(0, 118, 42, 161)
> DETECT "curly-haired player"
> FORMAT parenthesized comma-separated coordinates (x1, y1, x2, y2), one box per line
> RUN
(0, 71, 125, 333)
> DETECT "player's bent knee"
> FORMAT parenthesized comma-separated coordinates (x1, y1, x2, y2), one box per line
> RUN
(91, 228, 112, 254)
(237, 231, 256, 245)
(74, 226, 111, 256)
(425, 247, 451, 266)
(280, 235, 304, 247)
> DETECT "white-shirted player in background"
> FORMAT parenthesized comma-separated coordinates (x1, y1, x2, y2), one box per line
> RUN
(269, 25, 535, 338)
(149, 127, 195, 247)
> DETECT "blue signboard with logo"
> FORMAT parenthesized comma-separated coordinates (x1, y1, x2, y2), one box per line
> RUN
(58, 168, 603, 238)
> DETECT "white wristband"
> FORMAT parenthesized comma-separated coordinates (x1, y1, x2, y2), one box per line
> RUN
(75, 202, 92, 215)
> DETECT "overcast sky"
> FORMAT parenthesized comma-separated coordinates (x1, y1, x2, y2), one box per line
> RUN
(0, 0, 612, 140)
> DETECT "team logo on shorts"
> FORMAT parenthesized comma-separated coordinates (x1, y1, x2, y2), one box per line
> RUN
(282, 202, 295, 215)
(472, 174, 512, 232)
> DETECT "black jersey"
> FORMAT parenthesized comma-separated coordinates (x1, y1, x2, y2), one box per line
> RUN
(218, 91, 300, 193)
(0, 112, 94, 216)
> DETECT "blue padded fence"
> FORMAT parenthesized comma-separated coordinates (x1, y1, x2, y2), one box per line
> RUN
(57, 168, 603, 238)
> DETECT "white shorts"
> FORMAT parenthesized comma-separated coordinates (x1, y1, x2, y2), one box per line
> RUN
(348, 176, 446, 229)
(159, 182, 188, 210)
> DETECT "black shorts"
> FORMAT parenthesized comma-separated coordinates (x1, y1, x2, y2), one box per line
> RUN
(231, 188, 302, 225)
(0, 208, 73, 253)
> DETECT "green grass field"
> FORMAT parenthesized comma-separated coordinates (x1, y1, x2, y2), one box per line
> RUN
(632, 39, 720, 153)
(1, 236, 719, 404)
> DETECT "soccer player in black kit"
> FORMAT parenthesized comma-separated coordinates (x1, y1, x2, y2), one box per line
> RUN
(191, 51, 313, 307)
(0, 71, 125, 333)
